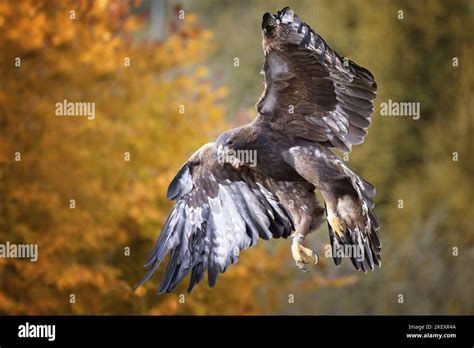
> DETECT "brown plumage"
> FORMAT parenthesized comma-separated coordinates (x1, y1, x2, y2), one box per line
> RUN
(139, 7, 380, 294)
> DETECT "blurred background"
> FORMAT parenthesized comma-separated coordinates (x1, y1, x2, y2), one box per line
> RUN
(0, 0, 473, 315)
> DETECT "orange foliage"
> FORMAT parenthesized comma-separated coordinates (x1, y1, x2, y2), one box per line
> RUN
(0, 0, 329, 315)
(0, 0, 230, 314)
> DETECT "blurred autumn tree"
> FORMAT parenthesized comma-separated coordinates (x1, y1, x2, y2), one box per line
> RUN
(2, 0, 471, 316)
(0, 0, 350, 315)
(0, 0, 288, 315)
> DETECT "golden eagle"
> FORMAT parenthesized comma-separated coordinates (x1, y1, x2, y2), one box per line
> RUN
(139, 7, 380, 294)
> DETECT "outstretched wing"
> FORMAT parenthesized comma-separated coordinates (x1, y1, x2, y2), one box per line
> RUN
(257, 8, 377, 152)
(138, 143, 294, 294)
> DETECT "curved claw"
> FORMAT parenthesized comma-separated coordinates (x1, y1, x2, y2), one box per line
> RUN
(292, 237, 319, 272)
(312, 250, 319, 265)
(296, 260, 310, 272)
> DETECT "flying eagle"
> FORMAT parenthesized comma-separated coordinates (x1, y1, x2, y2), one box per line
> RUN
(139, 7, 380, 294)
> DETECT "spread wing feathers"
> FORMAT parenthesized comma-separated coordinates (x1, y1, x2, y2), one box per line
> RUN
(283, 145, 381, 272)
(257, 21, 377, 152)
(138, 143, 294, 294)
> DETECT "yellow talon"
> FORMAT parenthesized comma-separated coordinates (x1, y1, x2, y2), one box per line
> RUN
(291, 238, 318, 271)
(329, 215, 345, 236)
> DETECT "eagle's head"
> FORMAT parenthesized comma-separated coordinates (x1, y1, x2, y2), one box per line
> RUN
(215, 125, 259, 169)
(262, 7, 303, 52)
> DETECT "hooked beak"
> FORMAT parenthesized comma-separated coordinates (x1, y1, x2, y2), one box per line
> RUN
(217, 144, 224, 156)
(216, 144, 241, 169)
(262, 12, 278, 36)
(216, 144, 228, 165)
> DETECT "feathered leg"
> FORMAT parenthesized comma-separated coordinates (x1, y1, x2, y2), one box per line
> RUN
(267, 180, 324, 271)
(291, 215, 318, 271)
(283, 145, 381, 272)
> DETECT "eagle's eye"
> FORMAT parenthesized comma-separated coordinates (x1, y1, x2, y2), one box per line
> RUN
(226, 139, 235, 147)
